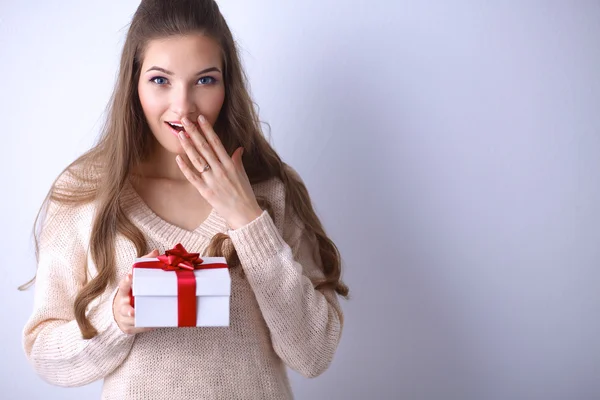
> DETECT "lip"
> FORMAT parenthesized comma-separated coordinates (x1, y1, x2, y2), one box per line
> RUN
(164, 121, 190, 139)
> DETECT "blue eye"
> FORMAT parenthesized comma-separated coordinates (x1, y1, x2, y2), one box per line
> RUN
(198, 76, 216, 85)
(149, 76, 216, 86)
(150, 76, 168, 85)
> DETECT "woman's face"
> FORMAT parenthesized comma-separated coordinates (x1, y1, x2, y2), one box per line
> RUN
(138, 34, 225, 154)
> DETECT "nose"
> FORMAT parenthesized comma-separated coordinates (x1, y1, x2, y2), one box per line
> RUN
(170, 84, 197, 118)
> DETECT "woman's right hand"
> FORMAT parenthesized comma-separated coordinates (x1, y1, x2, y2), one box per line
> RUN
(113, 249, 159, 335)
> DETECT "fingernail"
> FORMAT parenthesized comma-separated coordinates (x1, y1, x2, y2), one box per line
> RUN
(241, 148, 244, 156)
(199, 115, 206, 124)
(181, 117, 190, 126)
(178, 131, 186, 139)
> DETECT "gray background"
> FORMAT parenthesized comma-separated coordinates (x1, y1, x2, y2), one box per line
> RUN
(1, 1, 599, 399)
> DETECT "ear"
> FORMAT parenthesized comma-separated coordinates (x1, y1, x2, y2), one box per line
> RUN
(232, 147, 245, 171)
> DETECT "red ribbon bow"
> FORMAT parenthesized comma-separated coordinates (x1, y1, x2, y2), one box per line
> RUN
(156, 243, 203, 271)
(130, 243, 227, 327)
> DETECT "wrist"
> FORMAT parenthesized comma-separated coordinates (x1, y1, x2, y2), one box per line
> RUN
(229, 207, 263, 230)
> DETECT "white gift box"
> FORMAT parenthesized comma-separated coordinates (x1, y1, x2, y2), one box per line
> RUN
(131, 256, 231, 328)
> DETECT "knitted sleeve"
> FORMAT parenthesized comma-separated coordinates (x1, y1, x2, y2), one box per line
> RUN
(22, 197, 135, 387)
(228, 181, 344, 378)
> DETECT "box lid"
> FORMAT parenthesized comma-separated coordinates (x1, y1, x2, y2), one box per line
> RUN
(132, 256, 231, 297)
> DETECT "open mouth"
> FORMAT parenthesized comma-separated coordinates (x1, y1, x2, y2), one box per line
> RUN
(165, 121, 191, 139)
(166, 121, 185, 132)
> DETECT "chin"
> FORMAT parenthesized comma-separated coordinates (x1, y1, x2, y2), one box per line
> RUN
(150, 132, 183, 154)
(166, 141, 185, 155)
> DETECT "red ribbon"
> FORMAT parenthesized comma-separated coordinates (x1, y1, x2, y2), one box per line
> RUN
(129, 243, 228, 327)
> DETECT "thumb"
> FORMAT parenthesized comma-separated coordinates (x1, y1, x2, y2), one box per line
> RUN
(143, 249, 160, 258)
(232, 147, 244, 170)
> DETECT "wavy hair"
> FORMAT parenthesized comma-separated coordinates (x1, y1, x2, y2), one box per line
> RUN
(20, 0, 348, 339)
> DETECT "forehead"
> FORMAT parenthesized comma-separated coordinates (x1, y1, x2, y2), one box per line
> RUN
(141, 34, 222, 71)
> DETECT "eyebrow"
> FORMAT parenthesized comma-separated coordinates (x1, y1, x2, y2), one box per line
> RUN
(145, 66, 222, 75)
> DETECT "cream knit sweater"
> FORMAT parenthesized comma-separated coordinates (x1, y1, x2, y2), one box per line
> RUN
(23, 172, 343, 399)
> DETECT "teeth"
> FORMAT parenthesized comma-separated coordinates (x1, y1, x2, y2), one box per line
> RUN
(168, 122, 183, 128)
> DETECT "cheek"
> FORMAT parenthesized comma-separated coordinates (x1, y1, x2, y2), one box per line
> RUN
(138, 86, 163, 120)
(201, 88, 226, 122)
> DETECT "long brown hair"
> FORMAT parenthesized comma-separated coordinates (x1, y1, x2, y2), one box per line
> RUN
(20, 0, 348, 339)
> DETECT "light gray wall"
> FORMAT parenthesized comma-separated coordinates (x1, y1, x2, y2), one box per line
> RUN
(1, 1, 599, 399)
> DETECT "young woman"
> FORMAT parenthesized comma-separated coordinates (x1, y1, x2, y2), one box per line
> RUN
(22, 0, 348, 398)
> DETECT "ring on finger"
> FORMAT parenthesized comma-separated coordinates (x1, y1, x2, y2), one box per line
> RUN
(199, 163, 211, 174)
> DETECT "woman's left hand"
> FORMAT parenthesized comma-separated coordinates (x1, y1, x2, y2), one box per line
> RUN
(175, 115, 263, 230)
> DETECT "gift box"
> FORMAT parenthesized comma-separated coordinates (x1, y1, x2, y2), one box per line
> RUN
(130, 244, 231, 328)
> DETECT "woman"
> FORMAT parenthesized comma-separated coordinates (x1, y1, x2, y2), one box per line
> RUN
(22, 0, 348, 398)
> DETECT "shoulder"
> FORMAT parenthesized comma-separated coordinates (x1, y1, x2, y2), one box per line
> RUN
(39, 168, 96, 253)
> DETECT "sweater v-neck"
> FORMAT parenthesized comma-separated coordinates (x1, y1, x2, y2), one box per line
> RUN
(121, 179, 228, 244)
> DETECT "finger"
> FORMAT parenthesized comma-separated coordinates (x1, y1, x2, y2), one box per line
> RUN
(176, 154, 209, 191)
(181, 117, 222, 169)
(119, 292, 133, 305)
(180, 152, 193, 168)
(177, 132, 211, 175)
(118, 273, 132, 297)
(120, 304, 135, 322)
(197, 115, 233, 168)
